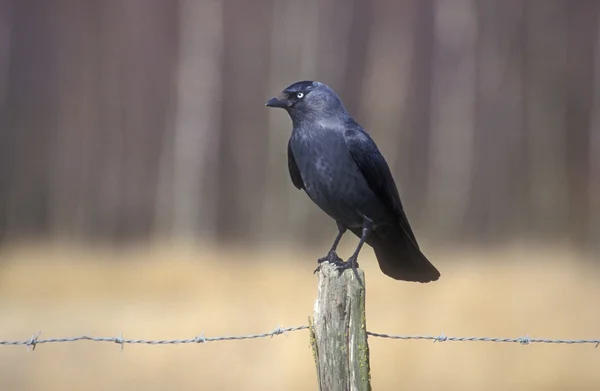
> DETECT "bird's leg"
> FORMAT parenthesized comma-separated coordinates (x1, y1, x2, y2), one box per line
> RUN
(336, 217, 373, 274)
(320, 223, 346, 262)
(314, 223, 347, 273)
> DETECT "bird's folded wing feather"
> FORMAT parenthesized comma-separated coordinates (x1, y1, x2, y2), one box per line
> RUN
(287, 139, 304, 190)
(343, 121, 419, 245)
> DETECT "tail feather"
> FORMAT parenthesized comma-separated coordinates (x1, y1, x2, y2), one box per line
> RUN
(361, 225, 440, 283)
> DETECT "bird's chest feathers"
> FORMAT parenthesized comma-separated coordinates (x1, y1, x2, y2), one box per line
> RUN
(290, 128, 357, 194)
(289, 125, 384, 227)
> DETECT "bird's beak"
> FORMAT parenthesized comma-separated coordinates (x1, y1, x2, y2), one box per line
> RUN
(265, 93, 290, 108)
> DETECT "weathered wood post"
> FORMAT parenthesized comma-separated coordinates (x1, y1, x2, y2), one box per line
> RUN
(310, 261, 371, 391)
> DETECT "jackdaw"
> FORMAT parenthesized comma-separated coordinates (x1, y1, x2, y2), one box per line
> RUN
(266, 81, 440, 283)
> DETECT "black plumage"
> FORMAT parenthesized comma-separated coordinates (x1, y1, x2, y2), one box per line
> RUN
(266, 81, 440, 283)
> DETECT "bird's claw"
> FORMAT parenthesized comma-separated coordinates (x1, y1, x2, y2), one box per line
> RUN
(334, 256, 360, 276)
(314, 251, 344, 274)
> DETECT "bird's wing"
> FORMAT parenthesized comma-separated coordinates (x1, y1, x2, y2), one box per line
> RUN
(287, 139, 304, 190)
(343, 120, 418, 245)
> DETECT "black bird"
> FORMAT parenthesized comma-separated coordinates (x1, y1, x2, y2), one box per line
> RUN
(266, 81, 440, 283)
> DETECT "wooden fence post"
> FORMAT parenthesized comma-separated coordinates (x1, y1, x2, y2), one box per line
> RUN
(310, 261, 372, 391)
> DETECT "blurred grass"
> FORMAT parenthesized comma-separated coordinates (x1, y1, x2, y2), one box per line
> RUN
(0, 240, 599, 390)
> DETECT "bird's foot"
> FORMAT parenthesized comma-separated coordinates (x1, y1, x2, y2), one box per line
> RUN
(334, 256, 360, 276)
(314, 251, 344, 274)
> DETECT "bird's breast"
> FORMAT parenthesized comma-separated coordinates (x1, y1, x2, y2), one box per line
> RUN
(289, 128, 386, 227)
(291, 129, 357, 192)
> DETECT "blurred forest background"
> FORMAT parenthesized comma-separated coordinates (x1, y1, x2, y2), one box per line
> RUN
(1, 0, 599, 249)
(1, 1, 600, 390)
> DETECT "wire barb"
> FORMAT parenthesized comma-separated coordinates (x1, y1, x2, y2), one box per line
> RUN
(434, 332, 447, 343)
(26, 331, 41, 352)
(271, 325, 287, 338)
(114, 332, 124, 351)
(517, 335, 531, 345)
(194, 332, 206, 344)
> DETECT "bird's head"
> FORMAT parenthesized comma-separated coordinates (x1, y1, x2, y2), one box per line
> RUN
(265, 81, 348, 123)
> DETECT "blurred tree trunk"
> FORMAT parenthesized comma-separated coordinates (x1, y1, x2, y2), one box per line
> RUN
(401, 0, 434, 223)
(0, 0, 12, 241)
(216, 0, 272, 243)
(590, 11, 600, 254)
(155, 0, 223, 241)
(109, 0, 177, 243)
(523, 0, 569, 239)
(79, 1, 129, 241)
(339, 0, 371, 116)
(467, 0, 526, 243)
(424, 0, 477, 240)
(49, 1, 100, 239)
(565, 2, 598, 245)
(0, 0, 8, 103)
(81, 1, 128, 240)
(312, 0, 358, 100)
(3, 0, 57, 239)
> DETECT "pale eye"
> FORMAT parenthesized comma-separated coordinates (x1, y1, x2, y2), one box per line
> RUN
(296, 92, 304, 99)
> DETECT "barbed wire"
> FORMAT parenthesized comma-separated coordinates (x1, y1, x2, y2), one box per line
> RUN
(0, 325, 309, 351)
(366, 331, 600, 347)
(1, 325, 599, 351)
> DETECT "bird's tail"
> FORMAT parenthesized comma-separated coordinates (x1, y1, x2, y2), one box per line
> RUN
(366, 224, 440, 283)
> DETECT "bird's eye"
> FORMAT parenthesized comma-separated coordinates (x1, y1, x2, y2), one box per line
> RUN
(296, 92, 304, 99)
